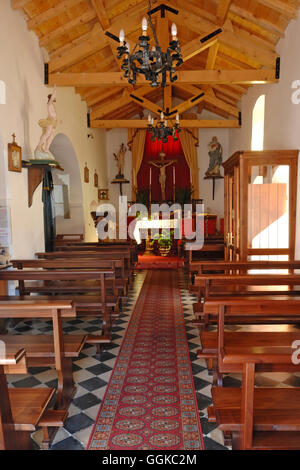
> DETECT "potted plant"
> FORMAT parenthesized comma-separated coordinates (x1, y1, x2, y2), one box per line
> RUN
(150, 229, 174, 256)
(135, 189, 150, 206)
(175, 187, 194, 206)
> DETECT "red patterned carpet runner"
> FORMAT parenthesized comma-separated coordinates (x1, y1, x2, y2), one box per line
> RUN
(87, 270, 204, 450)
(135, 255, 184, 270)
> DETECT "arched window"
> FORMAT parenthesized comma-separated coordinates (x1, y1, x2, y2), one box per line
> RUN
(251, 95, 265, 151)
(0, 80, 6, 104)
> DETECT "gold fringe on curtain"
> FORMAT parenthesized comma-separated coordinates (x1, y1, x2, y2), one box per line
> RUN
(128, 129, 147, 200)
(180, 128, 199, 199)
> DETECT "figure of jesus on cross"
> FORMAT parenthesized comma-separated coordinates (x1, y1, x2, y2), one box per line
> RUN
(149, 152, 177, 201)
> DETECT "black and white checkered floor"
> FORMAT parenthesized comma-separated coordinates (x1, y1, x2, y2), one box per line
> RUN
(6, 269, 300, 450)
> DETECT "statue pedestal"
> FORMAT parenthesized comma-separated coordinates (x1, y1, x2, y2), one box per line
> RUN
(204, 175, 224, 200)
(111, 178, 130, 196)
(22, 160, 64, 207)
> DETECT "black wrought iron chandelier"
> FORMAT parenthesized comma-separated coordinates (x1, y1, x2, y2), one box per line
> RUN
(115, 2, 183, 88)
(147, 109, 180, 143)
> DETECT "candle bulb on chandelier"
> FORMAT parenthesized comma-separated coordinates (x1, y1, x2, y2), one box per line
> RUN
(171, 23, 177, 39)
(148, 114, 151, 124)
(119, 29, 125, 43)
(160, 111, 164, 121)
(176, 113, 179, 123)
(142, 16, 148, 33)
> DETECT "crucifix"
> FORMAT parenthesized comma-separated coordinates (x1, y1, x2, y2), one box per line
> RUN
(149, 152, 177, 201)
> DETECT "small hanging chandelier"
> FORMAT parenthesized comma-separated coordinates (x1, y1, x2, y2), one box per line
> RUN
(147, 111, 180, 143)
(116, 2, 183, 88)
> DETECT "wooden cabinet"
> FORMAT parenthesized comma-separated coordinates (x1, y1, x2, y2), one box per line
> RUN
(223, 150, 298, 261)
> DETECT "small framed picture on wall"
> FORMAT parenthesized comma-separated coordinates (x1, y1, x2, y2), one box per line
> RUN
(98, 189, 109, 201)
(8, 134, 22, 173)
(94, 170, 98, 188)
(84, 163, 89, 183)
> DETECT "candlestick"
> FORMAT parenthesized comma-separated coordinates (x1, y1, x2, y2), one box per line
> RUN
(173, 165, 176, 202)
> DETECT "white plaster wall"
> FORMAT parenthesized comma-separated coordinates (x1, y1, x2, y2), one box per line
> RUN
(0, 1, 108, 257)
(228, 13, 300, 256)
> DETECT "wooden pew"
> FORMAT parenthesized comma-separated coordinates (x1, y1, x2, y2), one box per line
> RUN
(193, 273, 300, 327)
(54, 243, 137, 266)
(198, 296, 300, 382)
(12, 258, 128, 297)
(189, 260, 300, 298)
(0, 269, 116, 340)
(205, 297, 300, 449)
(0, 300, 85, 411)
(0, 344, 63, 450)
(36, 250, 134, 279)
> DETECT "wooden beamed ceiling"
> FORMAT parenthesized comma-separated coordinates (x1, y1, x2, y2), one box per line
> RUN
(12, 0, 300, 128)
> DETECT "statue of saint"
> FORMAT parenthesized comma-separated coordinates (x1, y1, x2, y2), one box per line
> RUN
(149, 152, 177, 200)
(34, 87, 57, 160)
(205, 136, 223, 177)
(114, 143, 127, 179)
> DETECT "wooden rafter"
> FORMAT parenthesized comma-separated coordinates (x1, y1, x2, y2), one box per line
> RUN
(182, 30, 223, 63)
(90, 119, 241, 128)
(12, 0, 299, 124)
(91, 0, 110, 30)
(26, 0, 84, 31)
(39, 9, 97, 48)
(49, 24, 106, 73)
(217, 0, 233, 26)
(256, 0, 298, 18)
(170, 91, 205, 116)
(48, 69, 278, 87)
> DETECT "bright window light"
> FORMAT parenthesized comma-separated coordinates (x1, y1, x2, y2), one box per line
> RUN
(251, 95, 265, 151)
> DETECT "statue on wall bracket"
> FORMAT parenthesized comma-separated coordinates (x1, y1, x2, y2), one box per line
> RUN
(205, 136, 223, 177)
(113, 143, 127, 180)
(32, 86, 58, 163)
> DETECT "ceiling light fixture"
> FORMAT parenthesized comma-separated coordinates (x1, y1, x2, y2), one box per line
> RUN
(107, 2, 182, 88)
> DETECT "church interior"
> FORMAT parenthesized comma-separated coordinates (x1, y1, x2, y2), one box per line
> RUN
(2, 0, 300, 453)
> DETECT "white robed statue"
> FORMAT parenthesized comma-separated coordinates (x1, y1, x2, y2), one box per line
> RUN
(34, 87, 57, 160)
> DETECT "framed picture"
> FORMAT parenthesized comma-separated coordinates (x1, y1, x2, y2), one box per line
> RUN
(84, 163, 89, 183)
(98, 189, 109, 201)
(8, 134, 22, 173)
(94, 171, 98, 188)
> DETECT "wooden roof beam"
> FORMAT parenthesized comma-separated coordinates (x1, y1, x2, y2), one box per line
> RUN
(39, 9, 97, 47)
(90, 85, 151, 119)
(182, 30, 223, 63)
(206, 42, 219, 69)
(177, 8, 278, 67)
(26, 0, 84, 31)
(91, 0, 110, 30)
(48, 24, 106, 73)
(90, 119, 241, 128)
(229, 4, 286, 38)
(49, 68, 278, 87)
(256, 0, 298, 18)
(217, 0, 233, 26)
(169, 92, 205, 116)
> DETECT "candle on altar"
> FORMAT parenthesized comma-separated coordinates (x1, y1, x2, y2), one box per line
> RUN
(150, 166, 152, 186)
(173, 165, 175, 186)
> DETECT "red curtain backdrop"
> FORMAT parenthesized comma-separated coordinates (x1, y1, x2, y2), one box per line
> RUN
(137, 131, 191, 201)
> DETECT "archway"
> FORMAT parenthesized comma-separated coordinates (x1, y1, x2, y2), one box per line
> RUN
(50, 134, 84, 237)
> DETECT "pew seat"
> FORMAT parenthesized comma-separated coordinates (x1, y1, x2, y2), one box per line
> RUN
(210, 387, 300, 432)
(10, 388, 56, 432)
(0, 334, 86, 359)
